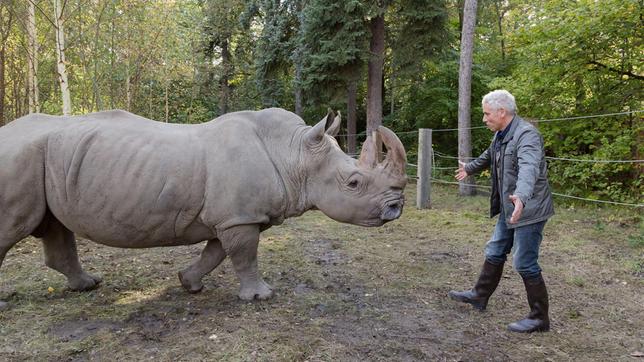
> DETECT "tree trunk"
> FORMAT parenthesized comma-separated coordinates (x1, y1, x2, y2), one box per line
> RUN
(458, 0, 477, 196)
(347, 80, 357, 155)
(390, 72, 395, 116)
(77, 0, 90, 112)
(0, 46, 5, 126)
(294, 54, 303, 117)
(92, 1, 106, 111)
(493, 0, 505, 62)
(219, 39, 230, 115)
(109, 7, 115, 109)
(125, 6, 131, 111)
(54, 0, 72, 115)
(165, 82, 169, 123)
(126, 65, 131, 111)
(367, 12, 385, 134)
(0, 0, 13, 124)
(27, 1, 40, 113)
(10, 51, 20, 119)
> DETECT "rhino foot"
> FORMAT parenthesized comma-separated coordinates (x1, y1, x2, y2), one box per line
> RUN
(178, 271, 204, 294)
(238, 280, 273, 301)
(68, 273, 102, 292)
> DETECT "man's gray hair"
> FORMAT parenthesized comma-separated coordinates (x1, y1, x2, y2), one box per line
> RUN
(482, 89, 516, 115)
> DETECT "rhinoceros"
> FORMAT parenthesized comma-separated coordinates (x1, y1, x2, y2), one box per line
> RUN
(0, 108, 406, 306)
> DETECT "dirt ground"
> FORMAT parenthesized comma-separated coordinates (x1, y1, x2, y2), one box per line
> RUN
(0, 184, 642, 361)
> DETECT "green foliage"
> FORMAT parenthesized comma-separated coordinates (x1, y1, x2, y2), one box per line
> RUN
(393, 51, 492, 162)
(493, 0, 643, 204)
(388, 0, 449, 77)
(253, 0, 298, 107)
(296, 0, 368, 105)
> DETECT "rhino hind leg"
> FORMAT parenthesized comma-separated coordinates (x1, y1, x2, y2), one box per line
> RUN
(219, 225, 273, 301)
(41, 218, 102, 292)
(178, 238, 227, 293)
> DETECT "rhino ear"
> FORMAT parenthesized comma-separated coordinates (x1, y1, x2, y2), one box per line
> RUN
(305, 115, 328, 146)
(306, 109, 337, 145)
(325, 110, 341, 137)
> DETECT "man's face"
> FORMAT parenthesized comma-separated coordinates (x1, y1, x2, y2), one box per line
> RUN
(482, 103, 508, 132)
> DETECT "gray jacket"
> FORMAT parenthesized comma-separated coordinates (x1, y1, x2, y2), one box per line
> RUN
(465, 116, 554, 228)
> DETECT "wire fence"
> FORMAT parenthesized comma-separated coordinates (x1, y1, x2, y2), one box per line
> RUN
(336, 109, 643, 137)
(390, 110, 644, 208)
(414, 151, 644, 208)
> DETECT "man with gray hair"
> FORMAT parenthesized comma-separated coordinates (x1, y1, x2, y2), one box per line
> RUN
(449, 89, 554, 333)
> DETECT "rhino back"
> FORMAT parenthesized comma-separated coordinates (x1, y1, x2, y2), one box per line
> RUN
(43, 110, 290, 246)
(41, 111, 211, 246)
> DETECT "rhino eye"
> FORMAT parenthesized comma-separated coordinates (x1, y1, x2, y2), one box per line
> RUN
(347, 180, 359, 189)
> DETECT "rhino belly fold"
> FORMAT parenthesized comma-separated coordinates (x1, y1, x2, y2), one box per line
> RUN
(49, 206, 215, 248)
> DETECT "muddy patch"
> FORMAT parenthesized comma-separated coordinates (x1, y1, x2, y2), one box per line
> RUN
(50, 319, 122, 342)
(305, 238, 349, 266)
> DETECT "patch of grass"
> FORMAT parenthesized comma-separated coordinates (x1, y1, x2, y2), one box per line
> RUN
(625, 259, 643, 276)
(594, 221, 606, 232)
(566, 309, 582, 319)
(627, 233, 643, 248)
(568, 276, 585, 288)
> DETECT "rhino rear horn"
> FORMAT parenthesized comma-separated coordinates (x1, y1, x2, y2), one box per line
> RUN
(378, 126, 407, 177)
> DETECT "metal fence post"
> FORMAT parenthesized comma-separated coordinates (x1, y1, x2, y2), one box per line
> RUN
(416, 128, 432, 209)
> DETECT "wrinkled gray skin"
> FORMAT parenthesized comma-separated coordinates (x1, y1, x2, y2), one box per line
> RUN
(0, 108, 407, 306)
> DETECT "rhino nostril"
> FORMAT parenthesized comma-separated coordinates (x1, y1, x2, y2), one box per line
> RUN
(381, 202, 402, 221)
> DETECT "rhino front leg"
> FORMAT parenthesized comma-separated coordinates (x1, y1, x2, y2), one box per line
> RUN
(0, 243, 16, 310)
(219, 224, 273, 301)
(41, 219, 102, 292)
(178, 238, 227, 293)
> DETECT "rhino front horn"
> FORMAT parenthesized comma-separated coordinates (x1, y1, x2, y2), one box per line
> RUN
(378, 126, 407, 177)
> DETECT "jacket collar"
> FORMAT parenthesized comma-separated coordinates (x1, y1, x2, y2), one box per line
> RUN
(498, 115, 522, 144)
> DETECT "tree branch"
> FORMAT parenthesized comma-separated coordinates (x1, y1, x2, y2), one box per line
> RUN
(588, 60, 644, 81)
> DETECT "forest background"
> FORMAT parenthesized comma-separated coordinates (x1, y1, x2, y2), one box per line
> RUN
(0, 0, 641, 205)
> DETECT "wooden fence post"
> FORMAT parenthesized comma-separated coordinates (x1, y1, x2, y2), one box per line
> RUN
(416, 128, 432, 209)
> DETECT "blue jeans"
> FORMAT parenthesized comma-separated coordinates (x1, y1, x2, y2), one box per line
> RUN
(484, 209, 547, 279)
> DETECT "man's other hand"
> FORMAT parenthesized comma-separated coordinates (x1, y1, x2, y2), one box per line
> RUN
(509, 194, 524, 224)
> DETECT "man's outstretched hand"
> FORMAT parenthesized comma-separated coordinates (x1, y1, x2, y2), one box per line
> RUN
(455, 161, 468, 181)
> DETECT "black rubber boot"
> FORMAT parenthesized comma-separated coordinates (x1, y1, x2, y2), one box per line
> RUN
(448, 259, 504, 311)
(508, 274, 550, 333)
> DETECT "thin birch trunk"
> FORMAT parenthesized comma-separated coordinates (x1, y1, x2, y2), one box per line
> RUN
(0, 47, 5, 125)
(457, 0, 477, 196)
(27, 2, 40, 113)
(165, 82, 169, 123)
(54, 0, 72, 115)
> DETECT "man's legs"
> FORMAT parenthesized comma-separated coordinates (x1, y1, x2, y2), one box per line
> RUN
(508, 220, 550, 333)
(448, 211, 513, 310)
